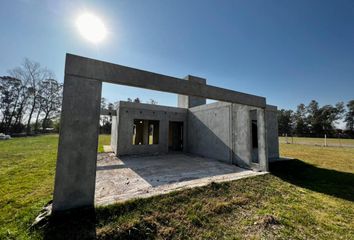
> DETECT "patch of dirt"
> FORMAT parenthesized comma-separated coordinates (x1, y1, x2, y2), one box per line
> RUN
(254, 214, 279, 228)
(244, 214, 282, 239)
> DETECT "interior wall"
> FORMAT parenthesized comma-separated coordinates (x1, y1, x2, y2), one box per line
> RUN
(187, 102, 233, 163)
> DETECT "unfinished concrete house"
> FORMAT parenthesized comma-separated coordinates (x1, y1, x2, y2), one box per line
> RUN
(110, 76, 279, 171)
(52, 54, 279, 213)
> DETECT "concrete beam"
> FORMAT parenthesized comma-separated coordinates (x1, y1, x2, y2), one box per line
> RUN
(101, 109, 117, 116)
(65, 54, 266, 108)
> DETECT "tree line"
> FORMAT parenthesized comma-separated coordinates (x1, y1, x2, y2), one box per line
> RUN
(278, 100, 354, 138)
(0, 59, 62, 135)
(0, 57, 162, 136)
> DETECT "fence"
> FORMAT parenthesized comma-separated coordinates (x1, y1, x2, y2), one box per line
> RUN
(279, 135, 354, 148)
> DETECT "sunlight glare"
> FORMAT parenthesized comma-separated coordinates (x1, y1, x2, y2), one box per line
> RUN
(76, 13, 107, 43)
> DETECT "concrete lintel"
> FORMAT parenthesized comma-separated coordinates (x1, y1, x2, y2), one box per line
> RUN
(65, 54, 266, 108)
(119, 101, 187, 113)
(100, 109, 117, 116)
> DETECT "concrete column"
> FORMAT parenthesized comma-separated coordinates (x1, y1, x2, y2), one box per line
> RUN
(110, 115, 118, 154)
(177, 75, 207, 108)
(53, 75, 102, 212)
(143, 121, 149, 145)
(257, 109, 268, 171)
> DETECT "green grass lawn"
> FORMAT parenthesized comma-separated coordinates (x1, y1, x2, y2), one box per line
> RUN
(0, 135, 353, 239)
(0, 134, 110, 239)
(279, 136, 354, 147)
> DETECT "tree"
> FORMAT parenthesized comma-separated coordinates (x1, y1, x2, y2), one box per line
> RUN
(318, 102, 344, 136)
(133, 97, 141, 103)
(345, 100, 354, 132)
(306, 100, 345, 137)
(294, 103, 309, 136)
(0, 76, 28, 133)
(100, 98, 113, 134)
(39, 79, 63, 131)
(306, 100, 322, 136)
(9, 59, 54, 134)
(277, 109, 293, 135)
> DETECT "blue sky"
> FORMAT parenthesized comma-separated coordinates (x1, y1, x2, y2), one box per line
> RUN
(1, 0, 353, 111)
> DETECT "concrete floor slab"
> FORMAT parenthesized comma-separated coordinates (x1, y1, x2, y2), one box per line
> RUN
(95, 153, 266, 206)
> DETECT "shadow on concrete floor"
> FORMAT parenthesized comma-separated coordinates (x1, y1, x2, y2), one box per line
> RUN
(117, 153, 242, 187)
(270, 159, 354, 202)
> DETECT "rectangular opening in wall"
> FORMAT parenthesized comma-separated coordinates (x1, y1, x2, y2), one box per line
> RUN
(148, 120, 159, 144)
(169, 121, 184, 151)
(132, 119, 159, 145)
(251, 120, 258, 149)
(250, 109, 259, 163)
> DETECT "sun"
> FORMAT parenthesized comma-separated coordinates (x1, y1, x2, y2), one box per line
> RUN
(76, 13, 107, 43)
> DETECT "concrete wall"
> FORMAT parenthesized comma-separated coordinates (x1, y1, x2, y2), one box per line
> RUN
(266, 105, 279, 161)
(231, 104, 252, 168)
(231, 104, 268, 171)
(187, 102, 233, 163)
(112, 100, 273, 171)
(114, 101, 187, 156)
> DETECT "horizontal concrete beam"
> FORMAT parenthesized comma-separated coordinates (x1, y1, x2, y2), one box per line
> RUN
(65, 54, 266, 108)
(100, 109, 117, 116)
(266, 105, 278, 112)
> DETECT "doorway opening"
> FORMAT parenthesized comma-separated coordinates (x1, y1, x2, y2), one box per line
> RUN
(250, 110, 259, 163)
(169, 121, 184, 151)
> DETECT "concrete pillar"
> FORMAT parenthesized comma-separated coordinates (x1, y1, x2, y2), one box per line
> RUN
(53, 75, 102, 212)
(257, 109, 268, 171)
(143, 120, 149, 145)
(177, 75, 207, 108)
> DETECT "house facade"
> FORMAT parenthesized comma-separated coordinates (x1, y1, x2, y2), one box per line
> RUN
(111, 76, 279, 172)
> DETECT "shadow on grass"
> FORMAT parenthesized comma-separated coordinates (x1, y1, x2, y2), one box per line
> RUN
(40, 199, 158, 240)
(41, 208, 96, 240)
(270, 159, 354, 202)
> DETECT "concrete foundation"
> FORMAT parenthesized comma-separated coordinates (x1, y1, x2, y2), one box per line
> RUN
(95, 152, 266, 205)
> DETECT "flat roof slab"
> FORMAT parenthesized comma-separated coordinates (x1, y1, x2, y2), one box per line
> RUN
(95, 153, 266, 206)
